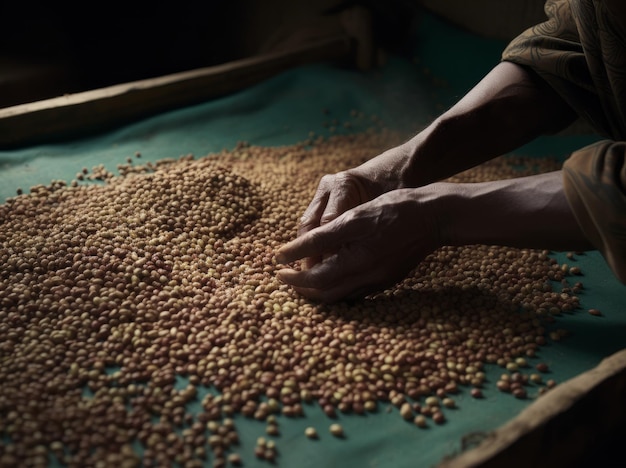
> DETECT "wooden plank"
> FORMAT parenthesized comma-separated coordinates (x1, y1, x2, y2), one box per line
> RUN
(438, 348, 626, 467)
(0, 34, 353, 148)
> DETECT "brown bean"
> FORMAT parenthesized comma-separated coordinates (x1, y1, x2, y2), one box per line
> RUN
(0, 130, 588, 465)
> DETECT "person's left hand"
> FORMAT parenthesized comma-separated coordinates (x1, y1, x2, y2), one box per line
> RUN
(275, 188, 443, 302)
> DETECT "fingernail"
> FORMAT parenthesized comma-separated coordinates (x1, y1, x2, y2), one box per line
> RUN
(276, 270, 287, 283)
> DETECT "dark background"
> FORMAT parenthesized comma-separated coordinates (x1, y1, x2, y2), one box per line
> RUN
(0, 0, 419, 108)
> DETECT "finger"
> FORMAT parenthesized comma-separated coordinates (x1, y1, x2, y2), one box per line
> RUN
(276, 257, 340, 289)
(298, 184, 331, 237)
(279, 268, 375, 304)
(320, 176, 365, 226)
(343, 286, 376, 302)
(275, 226, 340, 264)
(277, 248, 375, 292)
(289, 284, 355, 303)
(302, 255, 322, 270)
(301, 275, 390, 303)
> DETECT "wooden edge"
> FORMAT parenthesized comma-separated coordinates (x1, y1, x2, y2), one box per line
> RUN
(438, 348, 626, 468)
(0, 34, 353, 148)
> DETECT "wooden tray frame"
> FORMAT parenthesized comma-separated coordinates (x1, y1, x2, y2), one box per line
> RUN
(0, 34, 352, 148)
(440, 348, 626, 467)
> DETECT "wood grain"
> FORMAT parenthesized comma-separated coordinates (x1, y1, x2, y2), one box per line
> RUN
(439, 348, 626, 467)
(0, 34, 352, 148)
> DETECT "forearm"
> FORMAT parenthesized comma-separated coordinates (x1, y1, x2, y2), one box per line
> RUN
(361, 62, 577, 188)
(434, 171, 594, 252)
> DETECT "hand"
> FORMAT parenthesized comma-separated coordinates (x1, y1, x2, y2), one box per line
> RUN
(297, 143, 417, 270)
(276, 188, 443, 302)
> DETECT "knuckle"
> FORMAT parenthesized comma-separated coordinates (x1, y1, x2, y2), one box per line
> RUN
(319, 173, 334, 184)
(306, 228, 325, 249)
(317, 175, 336, 191)
(333, 171, 354, 185)
(300, 268, 327, 290)
(299, 213, 315, 230)
(320, 171, 352, 188)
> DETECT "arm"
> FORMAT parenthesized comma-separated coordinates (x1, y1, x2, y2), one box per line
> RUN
(438, 171, 593, 251)
(276, 171, 593, 302)
(276, 62, 585, 302)
(298, 61, 577, 236)
(367, 61, 578, 188)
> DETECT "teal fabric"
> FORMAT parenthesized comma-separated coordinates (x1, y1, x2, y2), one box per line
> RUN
(1, 12, 624, 468)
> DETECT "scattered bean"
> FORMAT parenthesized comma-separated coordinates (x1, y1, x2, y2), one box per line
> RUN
(536, 363, 550, 373)
(0, 131, 592, 465)
(414, 415, 428, 428)
(400, 403, 413, 420)
(329, 424, 344, 438)
(442, 398, 455, 409)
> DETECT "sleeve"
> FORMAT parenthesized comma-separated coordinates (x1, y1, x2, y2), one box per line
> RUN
(562, 141, 626, 284)
(501, 0, 626, 140)
(504, 0, 626, 283)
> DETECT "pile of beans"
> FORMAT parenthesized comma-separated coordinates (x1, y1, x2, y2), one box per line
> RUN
(0, 129, 584, 467)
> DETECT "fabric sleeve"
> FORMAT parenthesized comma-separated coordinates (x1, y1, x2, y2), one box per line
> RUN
(562, 141, 626, 283)
(503, 0, 626, 283)
(501, 0, 626, 140)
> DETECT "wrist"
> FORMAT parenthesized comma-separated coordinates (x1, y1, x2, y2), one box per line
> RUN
(401, 117, 463, 187)
(434, 173, 594, 251)
(419, 182, 468, 247)
(403, 183, 466, 249)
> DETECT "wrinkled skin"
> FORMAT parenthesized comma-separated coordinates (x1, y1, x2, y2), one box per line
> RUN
(278, 188, 441, 302)
(298, 143, 416, 236)
(276, 62, 592, 302)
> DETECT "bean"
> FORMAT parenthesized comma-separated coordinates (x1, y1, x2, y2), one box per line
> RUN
(536, 363, 550, 373)
(442, 398, 455, 409)
(305, 427, 318, 439)
(329, 424, 344, 437)
(400, 403, 413, 420)
(414, 415, 428, 428)
(0, 129, 589, 465)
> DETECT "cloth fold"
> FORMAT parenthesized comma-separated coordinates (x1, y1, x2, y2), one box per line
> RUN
(563, 141, 626, 282)
(502, 0, 626, 140)
(502, 0, 626, 283)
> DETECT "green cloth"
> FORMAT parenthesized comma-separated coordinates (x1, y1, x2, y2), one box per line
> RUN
(1, 11, 625, 468)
